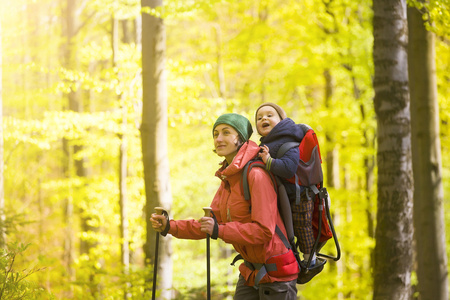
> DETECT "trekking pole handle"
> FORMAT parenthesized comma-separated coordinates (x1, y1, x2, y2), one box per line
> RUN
(155, 207, 165, 215)
(152, 207, 166, 300)
(203, 207, 212, 217)
(154, 207, 168, 232)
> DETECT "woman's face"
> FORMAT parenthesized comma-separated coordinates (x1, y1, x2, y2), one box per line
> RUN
(213, 124, 240, 163)
(256, 106, 281, 137)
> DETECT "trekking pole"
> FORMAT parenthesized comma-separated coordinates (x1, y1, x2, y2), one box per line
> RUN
(203, 207, 212, 300)
(152, 207, 165, 300)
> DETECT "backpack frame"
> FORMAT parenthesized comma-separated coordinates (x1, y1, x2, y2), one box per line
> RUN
(241, 124, 341, 283)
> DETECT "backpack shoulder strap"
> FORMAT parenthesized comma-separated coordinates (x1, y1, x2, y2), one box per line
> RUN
(276, 142, 300, 159)
(276, 123, 313, 158)
(241, 160, 277, 201)
(241, 160, 296, 249)
(299, 123, 312, 134)
(276, 141, 302, 204)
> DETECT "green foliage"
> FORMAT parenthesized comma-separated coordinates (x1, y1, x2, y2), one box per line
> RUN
(408, 0, 450, 39)
(0, 242, 54, 299)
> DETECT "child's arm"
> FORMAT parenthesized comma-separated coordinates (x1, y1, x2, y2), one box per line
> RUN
(259, 145, 299, 179)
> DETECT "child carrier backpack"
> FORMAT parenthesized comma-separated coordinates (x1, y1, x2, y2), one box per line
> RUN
(241, 124, 341, 284)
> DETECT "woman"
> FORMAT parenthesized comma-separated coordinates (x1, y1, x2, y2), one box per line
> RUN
(151, 113, 298, 299)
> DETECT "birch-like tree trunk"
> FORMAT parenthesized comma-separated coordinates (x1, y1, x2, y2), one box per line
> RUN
(64, 0, 95, 258)
(112, 16, 131, 299)
(0, 21, 5, 249)
(324, 69, 341, 189)
(407, 3, 448, 299)
(214, 24, 226, 99)
(63, 0, 98, 296)
(323, 68, 344, 299)
(372, 0, 413, 299)
(61, 0, 77, 291)
(140, 1, 173, 299)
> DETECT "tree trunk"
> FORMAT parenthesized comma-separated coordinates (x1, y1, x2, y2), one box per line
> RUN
(0, 21, 5, 249)
(140, 1, 173, 299)
(407, 4, 448, 299)
(113, 16, 131, 299)
(323, 68, 344, 299)
(63, 0, 97, 296)
(121, 19, 134, 44)
(372, 1, 414, 299)
(324, 69, 341, 189)
(61, 0, 76, 291)
(64, 0, 94, 257)
(214, 24, 226, 99)
(349, 67, 376, 258)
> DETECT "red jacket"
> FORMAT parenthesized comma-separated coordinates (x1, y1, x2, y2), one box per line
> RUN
(168, 140, 298, 285)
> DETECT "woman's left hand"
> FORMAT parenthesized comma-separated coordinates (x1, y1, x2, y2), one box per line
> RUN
(199, 217, 214, 236)
(150, 214, 167, 232)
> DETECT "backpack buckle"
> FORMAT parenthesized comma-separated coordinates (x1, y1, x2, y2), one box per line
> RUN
(319, 187, 328, 200)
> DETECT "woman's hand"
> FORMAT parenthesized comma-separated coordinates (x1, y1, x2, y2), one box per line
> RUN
(259, 145, 271, 164)
(199, 217, 214, 236)
(151, 213, 167, 232)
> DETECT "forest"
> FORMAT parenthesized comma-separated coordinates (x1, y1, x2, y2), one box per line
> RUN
(0, 0, 449, 299)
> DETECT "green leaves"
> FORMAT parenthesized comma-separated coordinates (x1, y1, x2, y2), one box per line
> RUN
(0, 242, 53, 300)
(3, 111, 125, 149)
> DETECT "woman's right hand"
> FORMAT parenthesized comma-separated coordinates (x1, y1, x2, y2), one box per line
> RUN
(150, 213, 167, 232)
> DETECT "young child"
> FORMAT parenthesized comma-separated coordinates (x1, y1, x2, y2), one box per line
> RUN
(255, 102, 317, 267)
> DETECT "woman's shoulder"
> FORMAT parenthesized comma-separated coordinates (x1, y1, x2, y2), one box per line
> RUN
(247, 162, 274, 182)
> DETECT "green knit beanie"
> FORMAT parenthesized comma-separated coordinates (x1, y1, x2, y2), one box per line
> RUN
(212, 113, 253, 141)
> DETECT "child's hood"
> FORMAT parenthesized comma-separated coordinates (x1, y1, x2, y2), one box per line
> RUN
(262, 118, 304, 143)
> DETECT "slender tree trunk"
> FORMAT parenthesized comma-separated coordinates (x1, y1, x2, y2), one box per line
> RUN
(121, 19, 134, 45)
(323, 68, 344, 299)
(113, 16, 131, 299)
(63, 0, 97, 296)
(0, 21, 5, 249)
(407, 4, 448, 299)
(61, 0, 76, 292)
(62, 134, 74, 298)
(324, 69, 341, 189)
(141, 1, 173, 298)
(119, 106, 130, 298)
(214, 24, 226, 99)
(258, 3, 268, 103)
(64, 0, 92, 257)
(372, 1, 413, 299)
(346, 65, 376, 259)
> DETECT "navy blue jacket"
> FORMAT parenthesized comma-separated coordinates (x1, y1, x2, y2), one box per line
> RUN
(259, 118, 304, 198)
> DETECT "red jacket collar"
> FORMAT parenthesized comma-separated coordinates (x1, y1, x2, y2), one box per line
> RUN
(215, 140, 260, 179)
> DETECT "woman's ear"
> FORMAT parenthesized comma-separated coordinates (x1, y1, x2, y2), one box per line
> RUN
(235, 138, 245, 149)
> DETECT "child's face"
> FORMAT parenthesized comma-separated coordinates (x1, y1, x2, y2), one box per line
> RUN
(256, 106, 281, 137)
